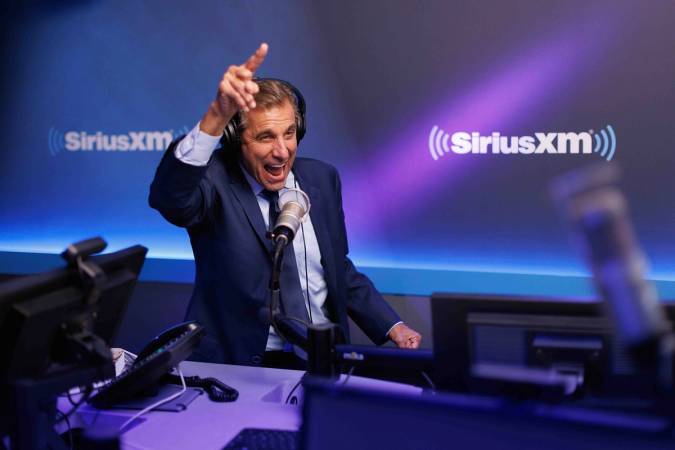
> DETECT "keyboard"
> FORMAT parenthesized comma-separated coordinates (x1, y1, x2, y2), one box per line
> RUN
(223, 428, 299, 450)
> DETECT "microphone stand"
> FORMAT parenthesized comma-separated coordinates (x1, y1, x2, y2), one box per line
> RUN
(267, 233, 432, 381)
(268, 237, 309, 351)
(267, 233, 343, 377)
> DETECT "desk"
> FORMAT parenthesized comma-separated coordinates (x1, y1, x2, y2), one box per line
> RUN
(75, 362, 422, 450)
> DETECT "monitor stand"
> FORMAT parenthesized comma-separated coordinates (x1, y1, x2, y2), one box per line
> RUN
(9, 363, 113, 450)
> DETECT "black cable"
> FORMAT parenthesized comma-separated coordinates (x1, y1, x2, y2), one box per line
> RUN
(91, 406, 102, 427)
(54, 410, 74, 450)
(421, 371, 437, 391)
(86, 364, 108, 429)
(294, 178, 313, 324)
(342, 366, 355, 387)
(56, 385, 93, 424)
(285, 372, 307, 405)
(66, 387, 79, 407)
(300, 220, 313, 324)
(164, 374, 238, 402)
(281, 315, 313, 329)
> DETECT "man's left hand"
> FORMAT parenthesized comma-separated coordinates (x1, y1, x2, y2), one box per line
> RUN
(388, 323, 422, 349)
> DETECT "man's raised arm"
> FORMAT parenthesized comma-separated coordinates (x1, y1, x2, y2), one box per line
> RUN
(148, 43, 269, 228)
(200, 42, 268, 136)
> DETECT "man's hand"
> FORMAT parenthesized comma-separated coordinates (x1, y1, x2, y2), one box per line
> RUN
(388, 323, 422, 349)
(200, 42, 269, 136)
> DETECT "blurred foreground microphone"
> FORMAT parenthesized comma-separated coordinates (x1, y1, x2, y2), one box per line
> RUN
(270, 188, 311, 247)
(552, 165, 674, 387)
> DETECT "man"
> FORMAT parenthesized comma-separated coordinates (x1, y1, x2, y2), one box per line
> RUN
(149, 43, 421, 368)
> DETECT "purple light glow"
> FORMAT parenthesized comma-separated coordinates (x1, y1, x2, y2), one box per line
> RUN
(342, 16, 620, 242)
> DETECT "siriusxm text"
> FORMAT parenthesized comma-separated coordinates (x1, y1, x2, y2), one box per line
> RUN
(64, 131, 173, 152)
(450, 132, 592, 155)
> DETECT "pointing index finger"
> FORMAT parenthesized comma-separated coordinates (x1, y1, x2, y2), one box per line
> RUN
(243, 43, 268, 73)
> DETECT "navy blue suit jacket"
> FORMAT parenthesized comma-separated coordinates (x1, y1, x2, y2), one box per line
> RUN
(149, 139, 401, 366)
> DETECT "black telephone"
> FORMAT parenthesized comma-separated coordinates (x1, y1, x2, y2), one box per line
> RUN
(89, 321, 206, 408)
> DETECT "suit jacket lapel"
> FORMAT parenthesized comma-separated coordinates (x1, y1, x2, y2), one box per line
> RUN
(226, 162, 273, 255)
(294, 169, 339, 303)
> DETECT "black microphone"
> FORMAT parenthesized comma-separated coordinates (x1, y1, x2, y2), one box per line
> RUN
(61, 236, 107, 264)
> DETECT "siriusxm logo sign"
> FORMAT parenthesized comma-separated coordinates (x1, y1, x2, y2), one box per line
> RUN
(48, 127, 190, 156)
(428, 125, 617, 162)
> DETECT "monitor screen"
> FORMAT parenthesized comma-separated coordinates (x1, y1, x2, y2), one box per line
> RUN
(431, 293, 675, 399)
(0, 244, 147, 381)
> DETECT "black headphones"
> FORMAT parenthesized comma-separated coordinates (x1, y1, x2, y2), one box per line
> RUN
(220, 78, 307, 153)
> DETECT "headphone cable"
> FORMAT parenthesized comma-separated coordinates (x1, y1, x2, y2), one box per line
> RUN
(295, 177, 313, 324)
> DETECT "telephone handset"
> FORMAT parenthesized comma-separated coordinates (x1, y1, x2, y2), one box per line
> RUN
(140, 323, 238, 403)
(135, 321, 202, 363)
(89, 321, 206, 408)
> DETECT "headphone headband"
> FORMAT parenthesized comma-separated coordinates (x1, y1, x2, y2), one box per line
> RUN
(220, 78, 306, 153)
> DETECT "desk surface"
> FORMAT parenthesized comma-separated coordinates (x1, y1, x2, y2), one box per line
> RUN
(77, 361, 422, 450)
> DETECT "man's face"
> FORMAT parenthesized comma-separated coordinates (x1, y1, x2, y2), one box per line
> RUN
(240, 100, 298, 192)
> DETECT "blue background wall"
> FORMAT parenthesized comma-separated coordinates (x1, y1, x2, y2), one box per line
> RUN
(2, 0, 674, 298)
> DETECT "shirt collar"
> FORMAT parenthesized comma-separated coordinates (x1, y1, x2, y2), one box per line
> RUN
(239, 163, 295, 196)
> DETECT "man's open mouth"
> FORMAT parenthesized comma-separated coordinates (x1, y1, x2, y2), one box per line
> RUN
(264, 163, 285, 177)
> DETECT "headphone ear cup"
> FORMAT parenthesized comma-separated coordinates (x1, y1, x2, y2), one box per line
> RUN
(290, 84, 306, 142)
(220, 113, 241, 152)
(295, 109, 306, 142)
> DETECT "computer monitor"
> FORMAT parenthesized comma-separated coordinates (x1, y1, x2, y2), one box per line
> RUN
(301, 376, 673, 450)
(0, 243, 147, 447)
(0, 244, 147, 381)
(431, 293, 675, 401)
